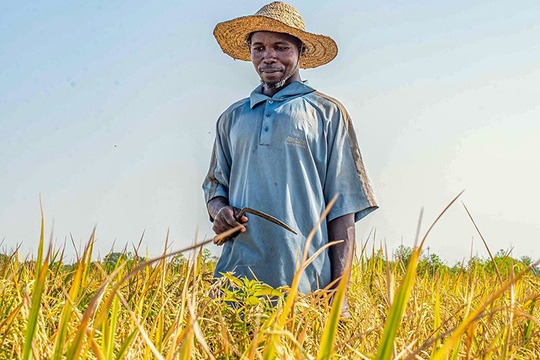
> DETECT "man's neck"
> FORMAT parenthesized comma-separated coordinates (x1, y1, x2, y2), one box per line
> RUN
(262, 74, 302, 97)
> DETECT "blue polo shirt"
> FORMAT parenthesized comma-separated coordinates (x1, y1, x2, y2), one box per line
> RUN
(203, 81, 377, 294)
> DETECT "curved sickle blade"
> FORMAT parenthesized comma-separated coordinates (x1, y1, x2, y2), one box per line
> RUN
(238, 207, 297, 235)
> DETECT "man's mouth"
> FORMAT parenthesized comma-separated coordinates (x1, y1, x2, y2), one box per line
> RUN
(260, 68, 283, 73)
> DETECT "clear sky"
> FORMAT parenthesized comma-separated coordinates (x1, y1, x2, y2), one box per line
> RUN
(1, 0, 539, 264)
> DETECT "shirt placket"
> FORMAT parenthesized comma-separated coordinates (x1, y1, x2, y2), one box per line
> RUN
(259, 99, 275, 145)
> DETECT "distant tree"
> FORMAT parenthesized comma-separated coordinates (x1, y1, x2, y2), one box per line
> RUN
(395, 245, 413, 268)
(104, 252, 127, 268)
(103, 251, 144, 272)
(170, 253, 187, 274)
(415, 251, 448, 275)
(521, 256, 533, 267)
(520, 256, 540, 276)
(468, 256, 485, 270)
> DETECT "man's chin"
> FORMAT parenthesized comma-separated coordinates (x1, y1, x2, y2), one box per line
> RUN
(261, 78, 288, 89)
(261, 81, 280, 89)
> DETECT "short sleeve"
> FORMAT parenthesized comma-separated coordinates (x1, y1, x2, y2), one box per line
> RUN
(324, 107, 378, 222)
(202, 115, 232, 219)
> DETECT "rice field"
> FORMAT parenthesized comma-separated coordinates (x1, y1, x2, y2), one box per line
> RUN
(1, 202, 540, 359)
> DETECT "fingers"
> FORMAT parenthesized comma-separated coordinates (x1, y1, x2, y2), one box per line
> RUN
(212, 206, 248, 237)
(212, 206, 250, 246)
(213, 234, 232, 246)
(213, 224, 245, 246)
(232, 208, 249, 224)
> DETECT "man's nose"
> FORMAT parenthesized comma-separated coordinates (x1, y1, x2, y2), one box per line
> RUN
(262, 48, 277, 62)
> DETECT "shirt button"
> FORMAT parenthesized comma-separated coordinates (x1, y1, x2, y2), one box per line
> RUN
(268, 100, 274, 104)
(266, 113, 271, 117)
(264, 127, 269, 132)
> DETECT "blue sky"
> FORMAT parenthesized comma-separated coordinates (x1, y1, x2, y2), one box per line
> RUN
(1, 0, 539, 263)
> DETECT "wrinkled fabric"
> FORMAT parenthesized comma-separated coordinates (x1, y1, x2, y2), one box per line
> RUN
(203, 81, 378, 293)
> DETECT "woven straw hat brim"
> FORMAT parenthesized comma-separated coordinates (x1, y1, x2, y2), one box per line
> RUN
(214, 15, 338, 69)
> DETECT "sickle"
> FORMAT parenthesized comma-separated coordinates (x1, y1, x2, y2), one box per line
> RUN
(213, 207, 297, 245)
(238, 207, 297, 235)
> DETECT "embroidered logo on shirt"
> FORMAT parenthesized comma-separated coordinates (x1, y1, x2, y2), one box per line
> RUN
(285, 130, 307, 149)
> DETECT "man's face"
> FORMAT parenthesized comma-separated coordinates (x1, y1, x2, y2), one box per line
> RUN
(249, 31, 301, 89)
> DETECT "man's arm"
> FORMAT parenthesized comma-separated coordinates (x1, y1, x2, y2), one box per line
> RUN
(208, 196, 248, 242)
(327, 213, 355, 313)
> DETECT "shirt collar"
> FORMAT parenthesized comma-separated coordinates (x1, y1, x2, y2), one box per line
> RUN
(249, 81, 316, 109)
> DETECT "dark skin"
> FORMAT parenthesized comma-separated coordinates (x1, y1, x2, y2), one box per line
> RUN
(208, 31, 354, 313)
(249, 31, 302, 97)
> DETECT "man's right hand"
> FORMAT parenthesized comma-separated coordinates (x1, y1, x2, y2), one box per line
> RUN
(213, 205, 248, 234)
(208, 197, 248, 245)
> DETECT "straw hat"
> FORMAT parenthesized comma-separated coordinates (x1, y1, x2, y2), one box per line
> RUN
(213, 1, 338, 69)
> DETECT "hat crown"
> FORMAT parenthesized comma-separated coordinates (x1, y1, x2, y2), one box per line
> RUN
(255, 2, 305, 31)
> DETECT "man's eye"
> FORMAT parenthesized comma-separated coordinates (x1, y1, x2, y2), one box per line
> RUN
(277, 46, 289, 51)
(252, 46, 264, 51)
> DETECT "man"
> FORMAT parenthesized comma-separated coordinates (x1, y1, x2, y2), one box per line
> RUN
(203, 2, 377, 308)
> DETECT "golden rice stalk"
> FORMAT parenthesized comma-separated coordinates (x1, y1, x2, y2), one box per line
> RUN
(316, 245, 352, 360)
(22, 206, 51, 360)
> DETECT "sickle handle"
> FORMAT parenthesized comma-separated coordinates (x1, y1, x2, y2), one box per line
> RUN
(237, 208, 247, 219)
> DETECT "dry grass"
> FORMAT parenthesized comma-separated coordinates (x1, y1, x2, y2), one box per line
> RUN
(1, 237, 539, 359)
(1, 199, 540, 359)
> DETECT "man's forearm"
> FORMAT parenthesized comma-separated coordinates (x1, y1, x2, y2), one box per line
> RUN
(327, 214, 355, 286)
(207, 196, 229, 221)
